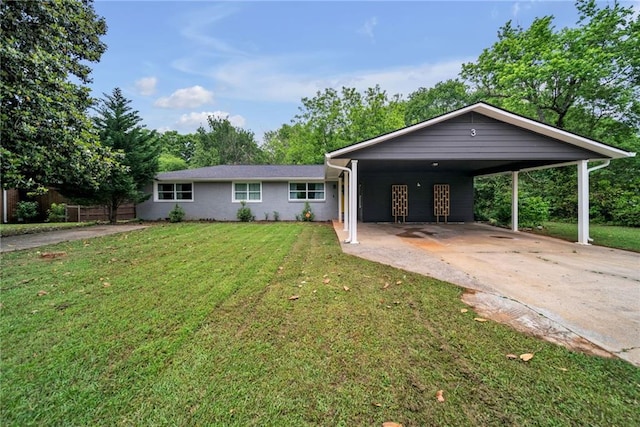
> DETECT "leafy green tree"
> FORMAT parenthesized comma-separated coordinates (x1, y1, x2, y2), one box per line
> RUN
(158, 153, 188, 172)
(461, 0, 639, 131)
(191, 116, 263, 167)
(405, 79, 475, 125)
(157, 130, 196, 165)
(0, 0, 117, 194)
(61, 88, 160, 223)
(267, 85, 405, 164)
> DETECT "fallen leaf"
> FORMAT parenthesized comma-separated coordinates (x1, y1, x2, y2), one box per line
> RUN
(40, 251, 67, 259)
(278, 266, 284, 271)
(382, 423, 403, 427)
(556, 367, 568, 372)
(323, 278, 331, 284)
(323, 274, 328, 278)
(396, 280, 402, 285)
(474, 317, 488, 322)
(288, 295, 300, 300)
(343, 286, 350, 291)
(520, 353, 534, 362)
(103, 282, 111, 288)
(382, 282, 390, 289)
(506, 354, 518, 360)
(37, 290, 48, 296)
(372, 402, 382, 407)
(460, 308, 468, 313)
(436, 389, 445, 402)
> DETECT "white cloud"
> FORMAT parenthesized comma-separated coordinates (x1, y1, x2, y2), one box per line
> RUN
(170, 7, 466, 108)
(174, 54, 467, 104)
(358, 17, 378, 43)
(176, 111, 246, 131)
(155, 85, 214, 109)
(134, 76, 158, 96)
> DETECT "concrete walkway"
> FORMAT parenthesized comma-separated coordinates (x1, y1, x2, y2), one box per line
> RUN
(0, 224, 148, 253)
(333, 221, 640, 366)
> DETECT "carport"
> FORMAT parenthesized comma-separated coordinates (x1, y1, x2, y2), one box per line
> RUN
(325, 102, 635, 244)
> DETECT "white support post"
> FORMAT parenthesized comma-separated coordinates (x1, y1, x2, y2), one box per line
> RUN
(577, 160, 589, 245)
(337, 177, 343, 223)
(343, 171, 349, 232)
(511, 171, 519, 232)
(350, 160, 359, 244)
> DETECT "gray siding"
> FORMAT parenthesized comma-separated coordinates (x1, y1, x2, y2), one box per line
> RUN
(360, 172, 473, 223)
(137, 181, 338, 221)
(341, 113, 600, 161)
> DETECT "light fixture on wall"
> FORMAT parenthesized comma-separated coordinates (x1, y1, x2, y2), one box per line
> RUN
(417, 182, 421, 188)
(432, 162, 439, 167)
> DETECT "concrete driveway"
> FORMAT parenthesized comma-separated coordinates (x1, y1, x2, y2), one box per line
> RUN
(0, 224, 148, 253)
(334, 222, 640, 366)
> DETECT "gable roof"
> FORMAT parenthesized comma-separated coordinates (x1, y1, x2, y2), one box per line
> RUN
(155, 165, 325, 182)
(326, 102, 635, 160)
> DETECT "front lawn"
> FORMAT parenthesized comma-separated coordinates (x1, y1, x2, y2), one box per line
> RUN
(534, 222, 640, 252)
(1, 223, 638, 425)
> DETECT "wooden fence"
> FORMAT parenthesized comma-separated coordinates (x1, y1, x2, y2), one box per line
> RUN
(65, 204, 136, 222)
(1, 188, 136, 223)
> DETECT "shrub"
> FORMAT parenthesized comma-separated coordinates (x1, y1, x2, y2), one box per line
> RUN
(264, 212, 269, 221)
(237, 201, 253, 222)
(16, 201, 39, 223)
(273, 211, 280, 221)
(519, 196, 550, 228)
(169, 204, 185, 223)
(47, 203, 66, 222)
(301, 202, 314, 221)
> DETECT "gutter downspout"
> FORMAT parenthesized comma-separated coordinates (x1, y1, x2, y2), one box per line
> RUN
(326, 157, 352, 243)
(578, 160, 610, 245)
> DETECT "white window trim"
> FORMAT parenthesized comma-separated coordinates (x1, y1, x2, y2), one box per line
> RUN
(288, 181, 326, 202)
(154, 181, 194, 202)
(232, 181, 262, 203)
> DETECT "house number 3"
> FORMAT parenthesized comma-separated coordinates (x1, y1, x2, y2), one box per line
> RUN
(470, 128, 476, 137)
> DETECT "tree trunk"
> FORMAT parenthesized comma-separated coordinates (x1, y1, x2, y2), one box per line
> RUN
(109, 200, 119, 224)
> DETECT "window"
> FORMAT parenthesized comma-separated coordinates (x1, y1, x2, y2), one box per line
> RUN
(156, 183, 193, 201)
(289, 182, 325, 201)
(233, 182, 262, 202)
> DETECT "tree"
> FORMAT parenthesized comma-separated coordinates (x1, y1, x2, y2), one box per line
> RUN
(158, 153, 188, 172)
(405, 80, 475, 125)
(62, 88, 160, 223)
(191, 116, 263, 168)
(266, 85, 405, 164)
(157, 130, 196, 165)
(0, 0, 117, 194)
(461, 0, 639, 131)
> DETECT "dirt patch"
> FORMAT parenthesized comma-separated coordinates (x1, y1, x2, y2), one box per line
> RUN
(461, 289, 614, 359)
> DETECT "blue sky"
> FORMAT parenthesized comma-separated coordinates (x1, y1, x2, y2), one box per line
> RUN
(89, 1, 639, 140)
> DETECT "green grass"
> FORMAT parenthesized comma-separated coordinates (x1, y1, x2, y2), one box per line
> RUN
(533, 221, 640, 252)
(1, 223, 638, 425)
(0, 221, 98, 237)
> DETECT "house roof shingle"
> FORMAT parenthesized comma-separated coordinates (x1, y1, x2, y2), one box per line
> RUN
(156, 165, 325, 181)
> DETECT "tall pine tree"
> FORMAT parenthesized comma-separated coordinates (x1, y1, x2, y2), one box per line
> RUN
(62, 88, 160, 222)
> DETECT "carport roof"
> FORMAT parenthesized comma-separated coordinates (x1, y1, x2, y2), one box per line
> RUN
(325, 102, 635, 178)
